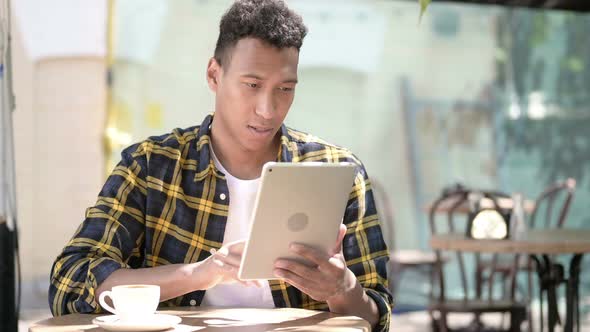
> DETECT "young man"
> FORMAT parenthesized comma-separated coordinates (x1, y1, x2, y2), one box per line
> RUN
(49, 0, 393, 330)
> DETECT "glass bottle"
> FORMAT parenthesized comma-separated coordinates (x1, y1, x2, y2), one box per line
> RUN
(510, 193, 526, 240)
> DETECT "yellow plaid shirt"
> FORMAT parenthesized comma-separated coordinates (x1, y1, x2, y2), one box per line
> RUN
(49, 114, 393, 331)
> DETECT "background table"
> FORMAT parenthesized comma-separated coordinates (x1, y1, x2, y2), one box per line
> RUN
(424, 196, 535, 214)
(29, 306, 371, 332)
(430, 229, 590, 254)
(430, 229, 590, 332)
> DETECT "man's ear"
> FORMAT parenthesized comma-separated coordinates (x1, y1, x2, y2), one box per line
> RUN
(206, 57, 221, 92)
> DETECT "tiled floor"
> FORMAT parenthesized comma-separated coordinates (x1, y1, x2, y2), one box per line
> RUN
(391, 310, 590, 332)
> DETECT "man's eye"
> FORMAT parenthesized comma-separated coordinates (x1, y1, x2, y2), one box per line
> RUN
(279, 87, 294, 92)
(245, 83, 258, 88)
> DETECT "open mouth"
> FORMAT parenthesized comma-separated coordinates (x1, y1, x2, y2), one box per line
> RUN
(248, 125, 274, 136)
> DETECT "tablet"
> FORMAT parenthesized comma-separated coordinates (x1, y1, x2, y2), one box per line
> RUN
(238, 161, 357, 280)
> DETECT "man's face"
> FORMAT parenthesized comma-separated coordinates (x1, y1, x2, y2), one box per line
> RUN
(207, 37, 299, 154)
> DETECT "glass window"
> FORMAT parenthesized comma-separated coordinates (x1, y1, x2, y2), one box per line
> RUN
(109, 0, 590, 310)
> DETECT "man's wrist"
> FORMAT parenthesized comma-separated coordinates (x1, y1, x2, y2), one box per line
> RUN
(326, 270, 363, 313)
(185, 261, 208, 290)
(326, 271, 380, 329)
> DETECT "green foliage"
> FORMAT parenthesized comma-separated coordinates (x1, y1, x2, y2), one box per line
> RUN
(496, 10, 590, 183)
(419, 0, 431, 22)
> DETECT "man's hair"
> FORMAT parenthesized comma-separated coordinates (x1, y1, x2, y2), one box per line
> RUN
(214, 0, 308, 67)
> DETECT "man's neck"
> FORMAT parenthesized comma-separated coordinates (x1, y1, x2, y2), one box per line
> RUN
(210, 131, 279, 181)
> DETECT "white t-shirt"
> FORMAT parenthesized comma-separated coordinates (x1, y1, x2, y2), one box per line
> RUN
(200, 148, 275, 308)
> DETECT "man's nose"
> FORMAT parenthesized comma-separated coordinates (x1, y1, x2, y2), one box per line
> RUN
(255, 92, 275, 120)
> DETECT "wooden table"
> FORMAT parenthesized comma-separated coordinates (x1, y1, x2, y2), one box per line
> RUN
(430, 229, 590, 332)
(430, 229, 590, 254)
(29, 307, 371, 332)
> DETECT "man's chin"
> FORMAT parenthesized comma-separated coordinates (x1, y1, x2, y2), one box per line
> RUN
(242, 141, 273, 153)
(241, 135, 280, 155)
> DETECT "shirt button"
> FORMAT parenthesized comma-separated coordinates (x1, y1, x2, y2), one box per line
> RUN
(220, 193, 226, 200)
(190, 299, 197, 306)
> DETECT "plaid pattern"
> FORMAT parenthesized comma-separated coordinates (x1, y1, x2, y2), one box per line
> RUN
(49, 114, 393, 331)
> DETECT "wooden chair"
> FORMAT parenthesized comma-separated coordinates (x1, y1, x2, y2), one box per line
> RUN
(370, 180, 449, 315)
(475, 178, 576, 330)
(429, 188, 527, 332)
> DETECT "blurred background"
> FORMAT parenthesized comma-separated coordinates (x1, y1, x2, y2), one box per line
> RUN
(2, 0, 590, 330)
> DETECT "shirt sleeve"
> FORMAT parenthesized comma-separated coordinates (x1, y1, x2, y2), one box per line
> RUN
(48, 143, 148, 316)
(342, 162, 394, 332)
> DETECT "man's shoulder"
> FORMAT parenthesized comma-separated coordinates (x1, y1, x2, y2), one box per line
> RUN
(123, 125, 201, 158)
(285, 127, 361, 165)
(146, 125, 201, 147)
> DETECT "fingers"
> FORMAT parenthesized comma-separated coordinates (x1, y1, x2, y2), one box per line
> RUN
(211, 248, 242, 267)
(239, 280, 260, 287)
(274, 259, 318, 280)
(288, 223, 347, 262)
(289, 243, 330, 268)
(210, 246, 262, 288)
(211, 256, 234, 271)
(211, 256, 260, 287)
(224, 240, 246, 255)
(332, 224, 347, 255)
(210, 239, 246, 266)
(239, 279, 265, 288)
(327, 256, 347, 271)
(273, 268, 309, 291)
(273, 268, 325, 301)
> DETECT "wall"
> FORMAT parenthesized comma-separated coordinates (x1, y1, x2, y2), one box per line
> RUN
(11, 22, 106, 309)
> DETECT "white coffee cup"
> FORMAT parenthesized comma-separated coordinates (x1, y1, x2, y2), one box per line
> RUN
(98, 284, 160, 322)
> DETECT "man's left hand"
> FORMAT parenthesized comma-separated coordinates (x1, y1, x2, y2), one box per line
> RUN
(273, 224, 358, 302)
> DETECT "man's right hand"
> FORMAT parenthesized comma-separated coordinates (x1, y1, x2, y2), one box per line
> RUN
(95, 240, 261, 306)
(195, 240, 261, 289)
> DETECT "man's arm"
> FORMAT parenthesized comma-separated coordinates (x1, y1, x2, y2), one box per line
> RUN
(49, 145, 150, 315)
(49, 142, 256, 316)
(325, 275, 380, 328)
(95, 242, 257, 303)
(95, 263, 202, 304)
(335, 165, 393, 331)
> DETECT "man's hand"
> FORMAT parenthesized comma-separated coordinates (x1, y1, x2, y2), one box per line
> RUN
(273, 224, 379, 328)
(272, 224, 357, 302)
(197, 240, 261, 290)
(95, 240, 261, 306)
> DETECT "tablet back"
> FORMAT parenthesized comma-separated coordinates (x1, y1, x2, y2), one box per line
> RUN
(238, 162, 356, 280)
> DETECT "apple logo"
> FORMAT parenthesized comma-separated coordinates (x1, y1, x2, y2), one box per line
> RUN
(287, 213, 309, 232)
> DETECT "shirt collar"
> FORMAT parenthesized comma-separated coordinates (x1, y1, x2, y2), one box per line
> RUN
(193, 113, 295, 181)
(277, 123, 294, 163)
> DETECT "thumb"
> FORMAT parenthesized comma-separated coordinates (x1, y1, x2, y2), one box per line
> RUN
(332, 223, 347, 255)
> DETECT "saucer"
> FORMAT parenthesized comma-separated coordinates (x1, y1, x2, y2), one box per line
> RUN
(92, 313, 182, 331)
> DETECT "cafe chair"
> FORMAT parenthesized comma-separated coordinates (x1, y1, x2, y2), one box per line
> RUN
(475, 178, 576, 331)
(370, 180, 449, 312)
(428, 188, 527, 332)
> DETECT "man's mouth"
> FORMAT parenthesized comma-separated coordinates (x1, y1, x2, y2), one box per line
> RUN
(248, 125, 274, 136)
